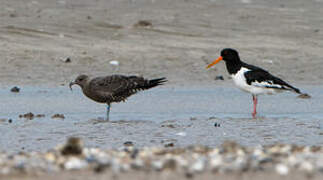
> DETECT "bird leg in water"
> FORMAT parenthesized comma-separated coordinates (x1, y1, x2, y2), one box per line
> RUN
(252, 95, 258, 118)
(106, 104, 111, 121)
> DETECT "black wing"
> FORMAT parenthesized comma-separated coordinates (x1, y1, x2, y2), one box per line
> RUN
(243, 63, 301, 94)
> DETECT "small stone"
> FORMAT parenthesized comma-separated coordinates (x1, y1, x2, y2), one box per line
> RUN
(214, 123, 220, 127)
(164, 143, 174, 147)
(9, 13, 17, 18)
(163, 159, 177, 170)
(190, 117, 197, 120)
(190, 159, 205, 172)
(300, 161, 314, 173)
(87, 15, 92, 20)
(10, 86, 20, 93)
(134, 20, 152, 27)
(109, 60, 119, 66)
(36, 114, 45, 118)
(51, 114, 65, 119)
(175, 132, 187, 136)
(276, 164, 289, 175)
(61, 137, 83, 156)
(64, 157, 88, 170)
(123, 141, 134, 147)
(60, 57, 71, 63)
(161, 124, 175, 128)
(215, 75, 224, 80)
(8, 119, 12, 123)
(19, 112, 34, 120)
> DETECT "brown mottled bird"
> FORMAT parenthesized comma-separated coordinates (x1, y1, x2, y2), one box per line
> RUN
(69, 74, 167, 121)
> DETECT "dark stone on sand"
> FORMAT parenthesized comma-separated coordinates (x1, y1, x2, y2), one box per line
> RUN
(51, 114, 65, 119)
(190, 117, 197, 120)
(36, 114, 45, 118)
(94, 164, 110, 173)
(215, 75, 224, 80)
(19, 112, 34, 120)
(123, 141, 134, 147)
(164, 143, 174, 148)
(161, 124, 176, 128)
(8, 119, 12, 123)
(61, 57, 71, 63)
(10, 86, 20, 93)
(130, 149, 139, 159)
(134, 20, 152, 27)
(61, 137, 83, 156)
(214, 123, 220, 127)
(9, 13, 17, 18)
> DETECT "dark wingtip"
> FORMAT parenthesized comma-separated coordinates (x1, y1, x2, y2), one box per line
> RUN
(145, 77, 167, 88)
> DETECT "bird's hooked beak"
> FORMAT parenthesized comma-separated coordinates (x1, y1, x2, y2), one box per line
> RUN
(206, 56, 223, 69)
(69, 82, 75, 91)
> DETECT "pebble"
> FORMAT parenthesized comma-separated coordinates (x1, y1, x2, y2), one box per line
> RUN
(134, 20, 152, 28)
(64, 157, 88, 170)
(0, 139, 322, 176)
(175, 132, 187, 136)
(109, 60, 119, 66)
(60, 57, 71, 63)
(275, 164, 289, 175)
(51, 114, 65, 119)
(214, 123, 220, 127)
(10, 86, 20, 93)
(215, 75, 224, 80)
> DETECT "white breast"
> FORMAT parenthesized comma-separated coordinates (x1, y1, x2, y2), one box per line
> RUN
(231, 67, 277, 95)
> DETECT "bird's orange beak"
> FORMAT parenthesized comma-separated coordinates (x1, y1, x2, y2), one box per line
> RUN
(206, 56, 223, 69)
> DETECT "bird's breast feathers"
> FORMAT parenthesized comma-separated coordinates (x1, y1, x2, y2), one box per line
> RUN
(231, 67, 279, 95)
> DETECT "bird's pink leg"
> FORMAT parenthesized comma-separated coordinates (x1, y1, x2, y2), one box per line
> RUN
(252, 95, 258, 118)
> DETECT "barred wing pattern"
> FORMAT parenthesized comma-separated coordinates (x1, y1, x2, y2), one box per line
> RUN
(88, 75, 166, 103)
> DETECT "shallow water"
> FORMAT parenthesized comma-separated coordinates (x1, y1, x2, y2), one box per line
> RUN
(0, 85, 322, 153)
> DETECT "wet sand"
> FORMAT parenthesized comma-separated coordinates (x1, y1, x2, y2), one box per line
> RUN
(0, 85, 322, 153)
(0, 0, 323, 86)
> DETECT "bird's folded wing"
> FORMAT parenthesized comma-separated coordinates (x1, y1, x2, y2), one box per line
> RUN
(244, 70, 295, 91)
(89, 75, 142, 102)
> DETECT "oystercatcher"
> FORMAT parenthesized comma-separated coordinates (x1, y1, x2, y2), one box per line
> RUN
(206, 48, 302, 118)
(70, 74, 167, 121)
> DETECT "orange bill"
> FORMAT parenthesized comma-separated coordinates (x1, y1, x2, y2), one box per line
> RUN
(206, 56, 223, 69)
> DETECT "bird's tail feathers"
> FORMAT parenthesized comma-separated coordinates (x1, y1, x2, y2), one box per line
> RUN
(143, 77, 167, 89)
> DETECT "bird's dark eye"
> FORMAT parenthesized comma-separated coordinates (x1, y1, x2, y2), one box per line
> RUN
(78, 78, 84, 81)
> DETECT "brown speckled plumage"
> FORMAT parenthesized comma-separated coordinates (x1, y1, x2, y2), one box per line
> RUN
(70, 74, 166, 120)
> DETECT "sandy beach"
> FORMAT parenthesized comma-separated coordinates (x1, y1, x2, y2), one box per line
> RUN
(0, 0, 322, 87)
(1, 0, 323, 179)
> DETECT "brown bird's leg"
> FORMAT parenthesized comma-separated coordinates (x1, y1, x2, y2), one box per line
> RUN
(252, 95, 258, 118)
(106, 103, 111, 121)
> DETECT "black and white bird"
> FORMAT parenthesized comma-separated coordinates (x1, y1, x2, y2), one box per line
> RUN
(206, 48, 302, 118)
(70, 74, 167, 121)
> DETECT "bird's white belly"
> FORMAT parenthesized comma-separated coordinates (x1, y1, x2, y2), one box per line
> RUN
(231, 68, 277, 95)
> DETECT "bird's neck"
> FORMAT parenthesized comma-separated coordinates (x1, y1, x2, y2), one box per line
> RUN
(225, 60, 243, 75)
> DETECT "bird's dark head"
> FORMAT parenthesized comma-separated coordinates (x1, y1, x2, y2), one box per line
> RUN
(221, 48, 240, 62)
(206, 48, 241, 69)
(69, 74, 89, 90)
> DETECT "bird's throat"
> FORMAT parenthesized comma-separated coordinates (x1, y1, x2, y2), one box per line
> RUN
(225, 61, 242, 75)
